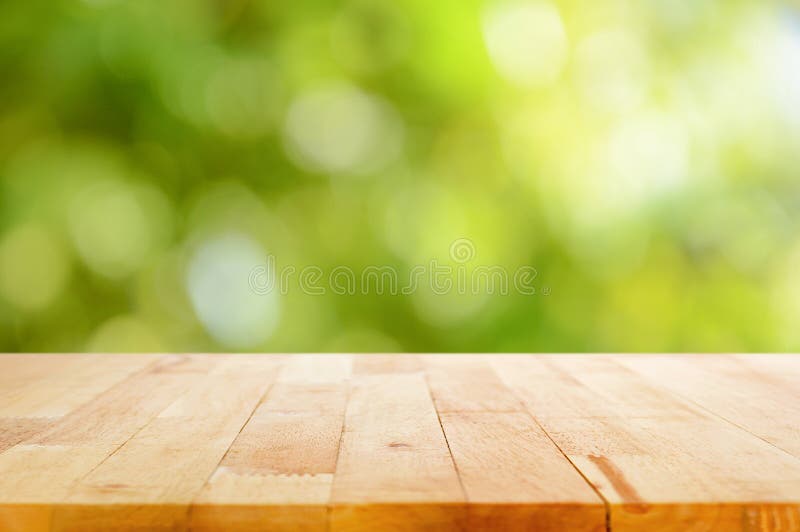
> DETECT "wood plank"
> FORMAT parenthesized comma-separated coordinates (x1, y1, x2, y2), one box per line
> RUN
(352, 354, 422, 375)
(330, 373, 465, 531)
(0, 355, 160, 457)
(440, 411, 605, 531)
(0, 355, 85, 392)
(0, 355, 217, 531)
(0, 354, 160, 418)
(0, 418, 52, 454)
(277, 354, 351, 383)
(32, 355, 215, 447)
(492, 355, 800, 531)
(424, 356, 605, 530)
(191, 382, 348, 531)
(735, 354, 800, 389)
(422, 355, 522, 413)
(615, 355, 800, 458)
(52, 356, 280, 531)
(3, 353, 800, 531)
(0, 417, 51, 453)
(0, 355, 94, 422)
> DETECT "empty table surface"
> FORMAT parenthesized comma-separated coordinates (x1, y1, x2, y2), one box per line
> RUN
(0, 354, 799, 531)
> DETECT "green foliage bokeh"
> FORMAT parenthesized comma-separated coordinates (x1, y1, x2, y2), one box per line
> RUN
(1, 0, 799, 352)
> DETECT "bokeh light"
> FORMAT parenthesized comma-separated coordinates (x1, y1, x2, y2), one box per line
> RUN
(0, 223, 70, 311)
(1, 0, 799, 353)
(68, 179, 172, 279)
(283, 82, 404, 177)
(186, 233, 280, 349)
(482, 0, 568, 87)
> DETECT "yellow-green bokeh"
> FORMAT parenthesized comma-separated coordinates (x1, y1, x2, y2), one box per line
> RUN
(1, 0, 799, 352)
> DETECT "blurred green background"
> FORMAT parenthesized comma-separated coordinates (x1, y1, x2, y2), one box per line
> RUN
(2, 0, 800, 353)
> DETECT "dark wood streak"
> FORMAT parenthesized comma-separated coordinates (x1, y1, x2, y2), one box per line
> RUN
(586, 455, 651, 515)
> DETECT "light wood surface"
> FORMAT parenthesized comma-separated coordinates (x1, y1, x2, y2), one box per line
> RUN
(0, 354, 798, 531)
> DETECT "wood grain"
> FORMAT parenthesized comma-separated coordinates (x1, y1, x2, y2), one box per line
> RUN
(0, 354, 160, 418)
(440, 412, 605, 531)
(422, 355, 521, 413)
(423, 356, 605, 530)
(192, 381, 348, 531)
(0, 354, 799, 531)
(614, 355, 800, 458)
(0, 355, 215, 531)
(54, 356, 279, 531)
(492, 355, 800, 531)
(330, 373, 465, 531)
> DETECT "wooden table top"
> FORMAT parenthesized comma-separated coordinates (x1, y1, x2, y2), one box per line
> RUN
(0, 354, 798, 531)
